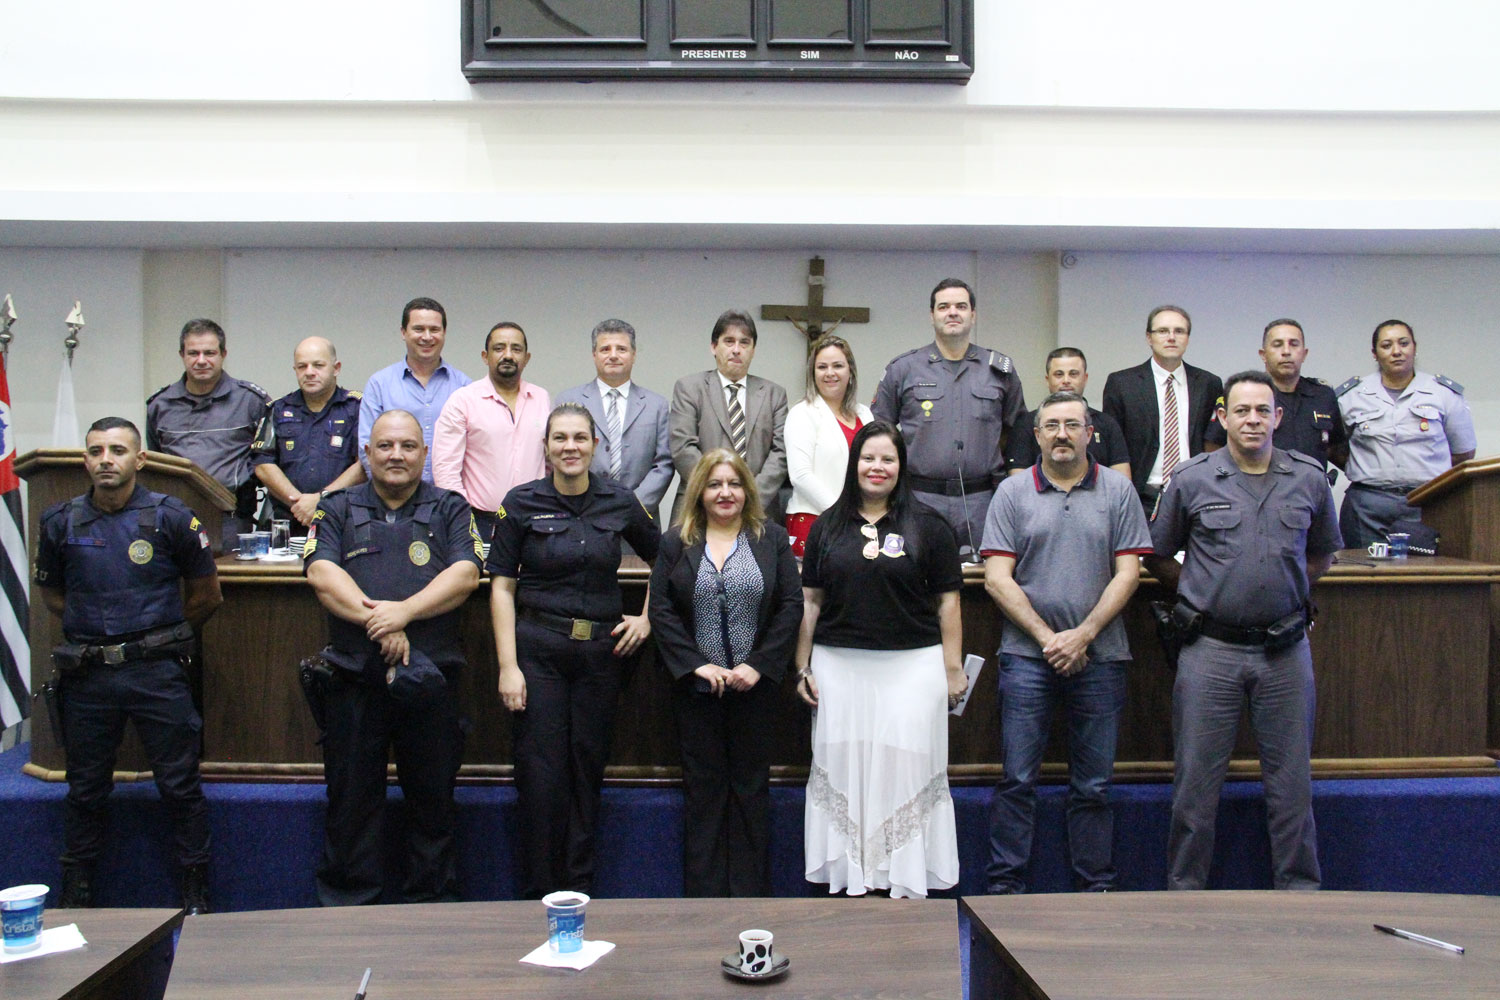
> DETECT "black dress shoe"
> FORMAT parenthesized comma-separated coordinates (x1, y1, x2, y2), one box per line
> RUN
(181, 864, 211, 915)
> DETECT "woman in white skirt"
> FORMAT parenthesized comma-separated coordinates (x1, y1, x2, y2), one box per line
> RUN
(795, 420, 969, 898)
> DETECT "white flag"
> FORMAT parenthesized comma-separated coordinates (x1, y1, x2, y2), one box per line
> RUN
(52, 359, 79, 448)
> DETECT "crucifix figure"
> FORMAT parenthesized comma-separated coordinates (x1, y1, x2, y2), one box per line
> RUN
(760, 257, 870, 351)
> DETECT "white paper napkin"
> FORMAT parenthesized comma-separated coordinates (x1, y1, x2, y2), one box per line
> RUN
(0, 923, 88, 963)
(519, 939, 615, 970)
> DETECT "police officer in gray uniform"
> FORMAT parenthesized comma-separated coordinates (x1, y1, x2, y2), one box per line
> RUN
(1145, 371, 1343, 891)
(1334, 319, 1476, 549)
(146, 318, 271, 542)
(1205, 319, 1347, 474)
(872, 278, 1026, 558)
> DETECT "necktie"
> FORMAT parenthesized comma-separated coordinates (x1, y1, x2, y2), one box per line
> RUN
(727, 383, 748, 457)
(1161, 374, 1180, 481)
(605, 388, 623, 478)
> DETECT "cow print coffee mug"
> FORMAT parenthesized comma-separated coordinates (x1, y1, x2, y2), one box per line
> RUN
(738, 928, 774, 975)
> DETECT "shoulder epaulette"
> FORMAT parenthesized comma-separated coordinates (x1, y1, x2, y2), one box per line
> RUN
(145, 383, 173, 404)
(1176, 452, 1213, 471)
(1333, 375, 1361, 398)
(1434, 374, 1465, 395)
(890, 346, 926, 365)
(1286, 449, 1324, 470)
(1305, 376, 1328, 386)
(986, 350, 1015, 375)
(40, 499, 70, 524)
(237, 378, 271, 401)
(346, 388, 362, 400)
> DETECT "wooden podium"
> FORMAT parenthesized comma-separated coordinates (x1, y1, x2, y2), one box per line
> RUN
(16, 449, 234, 776)
(1407, 455, 1500, 751)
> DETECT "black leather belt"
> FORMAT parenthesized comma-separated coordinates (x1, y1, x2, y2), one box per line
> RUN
(1198, 618, 1275, 647)
(69, 622, 195, 667)
(909, 474, 994, 497)
(518, 607, 619, 642)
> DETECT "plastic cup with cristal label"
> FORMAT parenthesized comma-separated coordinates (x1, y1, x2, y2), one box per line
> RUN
(0, 884, 49, 953)
(542, 891, 588, 953)
(1387, 532, 1410, 559)
(738, 928, 774, 975)
(271, 519, 292, 555)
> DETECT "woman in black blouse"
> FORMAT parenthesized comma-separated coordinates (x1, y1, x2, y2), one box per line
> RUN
(649, 448, 802, 896)
(488, 402, 660, 899)
(796, 420, 968, 899)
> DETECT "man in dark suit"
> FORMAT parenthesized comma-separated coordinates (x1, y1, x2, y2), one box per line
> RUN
(1101, 305, 1223, 512)
(554, 319, 675, 524)
(669, 309, 789, 521)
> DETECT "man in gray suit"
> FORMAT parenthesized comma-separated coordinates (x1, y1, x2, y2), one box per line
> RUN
(554, 318, 675, 523)
(669, 309, 789, 522)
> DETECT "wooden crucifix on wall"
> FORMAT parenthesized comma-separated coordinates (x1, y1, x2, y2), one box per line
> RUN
(760, 257, 869, 352)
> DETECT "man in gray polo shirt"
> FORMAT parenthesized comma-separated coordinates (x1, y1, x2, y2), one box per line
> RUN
(980, 391, 1152, 893)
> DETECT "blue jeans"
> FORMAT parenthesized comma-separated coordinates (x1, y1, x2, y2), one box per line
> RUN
(986, 654, 1127, 893)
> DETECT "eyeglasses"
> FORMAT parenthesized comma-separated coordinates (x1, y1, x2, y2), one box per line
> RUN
(860, 521, 879, 560)
(1039, 420, 1087, 434)
(1149, 326, 1189, 337)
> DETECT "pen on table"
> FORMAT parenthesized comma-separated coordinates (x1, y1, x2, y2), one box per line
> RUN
(355, 967, 372, 1000)
(1373, 924, 1464, 954)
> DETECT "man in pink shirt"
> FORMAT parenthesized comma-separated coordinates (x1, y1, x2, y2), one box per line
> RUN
(432, 322, 550, 541)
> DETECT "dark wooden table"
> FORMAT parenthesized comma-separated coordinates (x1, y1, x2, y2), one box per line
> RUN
(0, 907, 183, 1000)
(962, 890, 1500, 1000)
(163, 897, 960, 999)
(25, 553, 1500, 783)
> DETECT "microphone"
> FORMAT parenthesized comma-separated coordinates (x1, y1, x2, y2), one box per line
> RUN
(954, 440, 981, 564)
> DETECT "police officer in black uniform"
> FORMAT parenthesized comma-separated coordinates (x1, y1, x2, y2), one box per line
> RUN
(36, 417, 222, 913)
(252, 336, 366, 527)
(304, 409, 482, 906)
(1205, 318, 1347, 474)
(490, 402, 660, 899)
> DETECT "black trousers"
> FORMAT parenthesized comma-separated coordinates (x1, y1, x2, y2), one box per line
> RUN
(317, 668, 464, 906)
(512, 619, 625, 899)
(60, 656, 209, 870)
(674, 675, 776, 897)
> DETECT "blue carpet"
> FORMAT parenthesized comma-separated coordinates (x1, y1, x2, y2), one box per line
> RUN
(3, 744, 1498, 910)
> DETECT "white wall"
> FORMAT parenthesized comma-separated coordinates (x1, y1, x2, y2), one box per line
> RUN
(0, 249, 145, 453)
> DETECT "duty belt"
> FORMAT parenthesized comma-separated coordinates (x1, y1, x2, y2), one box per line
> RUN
(518, 607, 620, 642)
(1198, 618, 1277, 647)
(63, 622, 196, 667)
(908, 474, 995, 497)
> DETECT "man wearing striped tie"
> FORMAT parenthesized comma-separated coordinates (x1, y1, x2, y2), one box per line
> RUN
(555, 319, 675, 524)
(668, 309, 789, 523)
(1101, 305, 1225, 516)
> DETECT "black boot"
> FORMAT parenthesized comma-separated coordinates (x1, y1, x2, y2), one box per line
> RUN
(59, 865, 94, 909)
(181, 864, 210, 915)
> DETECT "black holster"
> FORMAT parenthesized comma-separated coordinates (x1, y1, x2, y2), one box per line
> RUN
(39, 671, 66, 750)
(1151, 600, 1203, 671)
(298, 654, 336, 740)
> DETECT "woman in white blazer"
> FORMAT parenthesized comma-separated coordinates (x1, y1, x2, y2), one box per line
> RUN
(784, 334, 873, 556)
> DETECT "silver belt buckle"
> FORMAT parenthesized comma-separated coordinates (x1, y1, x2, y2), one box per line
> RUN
(101, 644, 127, 665)
(569, 619, 594, 641)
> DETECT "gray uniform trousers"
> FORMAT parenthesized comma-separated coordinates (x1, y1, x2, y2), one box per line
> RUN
(1168, 634, 1320, 891)
(913, 489, 992, 558)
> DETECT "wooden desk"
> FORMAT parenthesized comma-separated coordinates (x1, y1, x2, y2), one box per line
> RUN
(0, 907, 183, 1000)
(164, 897, 960, 999)
(962, 890, 1499, 1000)
(26, 552, 1500, 783)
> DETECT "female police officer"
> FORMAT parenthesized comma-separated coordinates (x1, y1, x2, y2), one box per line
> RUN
(489, 402, 660, 899)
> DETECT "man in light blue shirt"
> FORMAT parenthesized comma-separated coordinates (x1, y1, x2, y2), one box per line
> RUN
(359, 297, 472, 482)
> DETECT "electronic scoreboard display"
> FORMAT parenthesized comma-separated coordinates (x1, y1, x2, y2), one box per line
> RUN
(462, 1, 974, 82)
